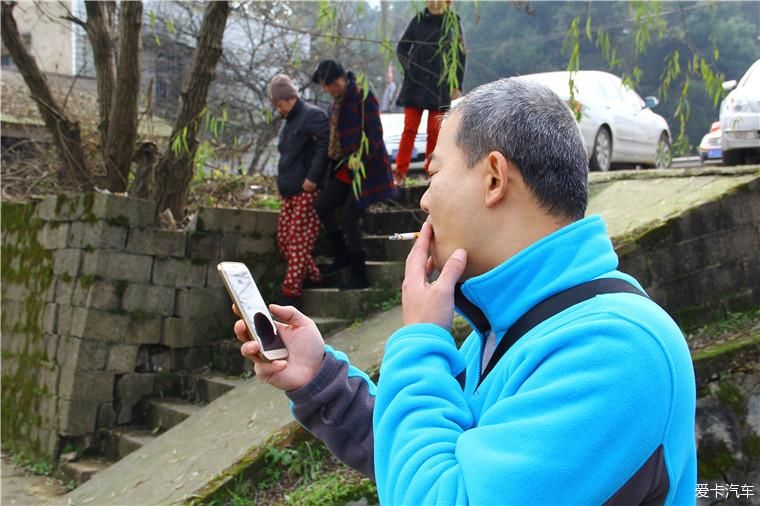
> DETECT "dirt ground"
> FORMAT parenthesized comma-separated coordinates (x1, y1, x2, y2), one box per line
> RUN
(1, 451, 67, 506)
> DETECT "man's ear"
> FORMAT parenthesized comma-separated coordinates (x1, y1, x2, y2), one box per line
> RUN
(484, 151, 510, 208)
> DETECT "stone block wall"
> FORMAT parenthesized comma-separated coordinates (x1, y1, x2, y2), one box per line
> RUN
(1, 193, 282, 459)
(617, 177, 759, 329)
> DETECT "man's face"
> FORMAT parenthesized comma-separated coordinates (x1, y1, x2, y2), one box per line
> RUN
(420, 112, 483, 276)
(274, 97, 297, 118)
(321, 76, 347, 98)
(426, 0, 447, 14)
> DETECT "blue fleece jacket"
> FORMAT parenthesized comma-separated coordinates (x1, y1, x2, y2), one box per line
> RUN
(375, 216, 696, 504)
(289, 215, 697, 505)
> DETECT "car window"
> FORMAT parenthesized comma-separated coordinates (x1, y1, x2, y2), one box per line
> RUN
(738, 63, 759, 90)
(622, 86, 645, 109)
(521, 73, 572, 98)
(598, 76, 624, 102)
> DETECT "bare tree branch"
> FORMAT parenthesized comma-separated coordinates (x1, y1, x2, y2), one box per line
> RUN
(1, 1, 92, 190)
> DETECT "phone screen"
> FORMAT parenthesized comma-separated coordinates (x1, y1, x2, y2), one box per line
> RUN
(226, 268, 286, 352)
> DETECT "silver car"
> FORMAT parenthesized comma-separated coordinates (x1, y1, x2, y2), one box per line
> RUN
(720, 59, 760, 166)
(516, 71, 672, 171)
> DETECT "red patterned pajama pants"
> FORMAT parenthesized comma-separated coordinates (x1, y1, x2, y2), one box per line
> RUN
(277, 191, 322, 297)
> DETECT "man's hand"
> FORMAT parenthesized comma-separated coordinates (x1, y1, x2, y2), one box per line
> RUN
(234, 304, 325, 392)
(302, 179, 318, 192)
(401, 221, 467, 329)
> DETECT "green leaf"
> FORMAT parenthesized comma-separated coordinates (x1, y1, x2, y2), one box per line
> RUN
(165, 18, 175, 35)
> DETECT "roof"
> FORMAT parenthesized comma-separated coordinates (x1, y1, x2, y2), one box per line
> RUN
(0, 68, 173, 139)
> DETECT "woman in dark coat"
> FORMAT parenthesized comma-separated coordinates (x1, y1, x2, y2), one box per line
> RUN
(311, 60, 397, 290)
(394, 0, 466, 186)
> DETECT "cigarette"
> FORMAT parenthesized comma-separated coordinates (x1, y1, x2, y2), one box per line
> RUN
(388, 232, 420, 241)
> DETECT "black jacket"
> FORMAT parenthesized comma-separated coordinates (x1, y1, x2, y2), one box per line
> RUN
(276, 99, 329, 197)
(396, 8, 466, 110)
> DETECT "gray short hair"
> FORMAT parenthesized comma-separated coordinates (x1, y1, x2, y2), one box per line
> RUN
(451, 78, 589, 220)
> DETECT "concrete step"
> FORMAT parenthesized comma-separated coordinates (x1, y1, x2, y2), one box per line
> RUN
(59, 457, 111, 486)
(363, 208, 427, 235)
(363, 234, 414, 262)
(138, 397, 202, 434)
(321, 260, 404, 289)
(100, 428, 157, 462)
(300, 287, 395, 318)
(191, 372, 248, 404)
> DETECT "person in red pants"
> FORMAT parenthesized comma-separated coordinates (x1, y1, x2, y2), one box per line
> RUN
(268, 74, 329, 308)
(394, 0, 466, 186)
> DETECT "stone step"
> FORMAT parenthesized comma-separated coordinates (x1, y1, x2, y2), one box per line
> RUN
(320, 260, 405, 289)
(300, 287, 395, 318)
(138, 398, 202, 434)
(59, 457, 112, 486)
(363, 208, 427, 235)
(100, 428, 157, 462)
(363, 234, 414, 262)
(191, 372, 248, 404)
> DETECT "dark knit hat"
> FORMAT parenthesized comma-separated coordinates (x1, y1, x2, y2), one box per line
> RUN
(267, 74, 298, 104)
(311, 60, 346, 85)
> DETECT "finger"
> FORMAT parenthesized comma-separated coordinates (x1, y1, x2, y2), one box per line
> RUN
(232, 304, 241, 317)
(270, 304, 313, 328)
(240, 340, 262, 359)
(251, 357, 287, 377)
(234, 319, 252, 343)
(435, 248, 468, 289)
(405, 221, 432, 281)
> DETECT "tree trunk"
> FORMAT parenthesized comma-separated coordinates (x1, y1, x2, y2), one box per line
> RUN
(153, 1, 230, 222)
(103, 0, 142, 192)
(83, 1, 116, 151)
(1, 1, 92, 190)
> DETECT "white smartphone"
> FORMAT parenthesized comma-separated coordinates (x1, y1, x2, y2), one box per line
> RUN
(217, 261, 288, 361)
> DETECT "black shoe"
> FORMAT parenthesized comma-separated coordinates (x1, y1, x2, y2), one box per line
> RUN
(275, 295, 301, 309)
(339, 250, 370, 290)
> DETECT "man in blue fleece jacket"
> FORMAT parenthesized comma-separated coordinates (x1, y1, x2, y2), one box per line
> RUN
(234, 78, 697, 505)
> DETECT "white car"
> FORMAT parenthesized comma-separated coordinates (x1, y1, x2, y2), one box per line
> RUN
(698, 122, 722, 164)
(381, 111, 427, 164)
(719, 59, 760, 166)
(515, 71, 672, 171)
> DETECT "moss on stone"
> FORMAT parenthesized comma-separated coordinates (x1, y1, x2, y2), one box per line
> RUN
(1, 202, 55, 460)
(717, 382, 746, 419)
(79, 274, 99, 288)
(105, 215, 130, 227)
(697, 437, 736, 480)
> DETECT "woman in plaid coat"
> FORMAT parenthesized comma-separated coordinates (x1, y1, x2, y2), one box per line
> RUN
(312, 60, 397, 289)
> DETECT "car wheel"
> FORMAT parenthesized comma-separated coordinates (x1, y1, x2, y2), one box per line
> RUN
(655, 133, 672, 169)
(722, 149, 745, 166)
(590, 127, 611, 172)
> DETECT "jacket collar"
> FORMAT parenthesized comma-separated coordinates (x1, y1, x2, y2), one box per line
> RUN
(454, 215, 619, 339)
(286, 98, 304, 122)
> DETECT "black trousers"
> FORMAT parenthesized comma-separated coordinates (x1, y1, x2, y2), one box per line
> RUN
(315, 176, 363, 252)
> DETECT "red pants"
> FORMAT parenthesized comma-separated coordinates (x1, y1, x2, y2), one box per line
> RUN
(395, 107, 446, 177)
(277, 191, 321, 297)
